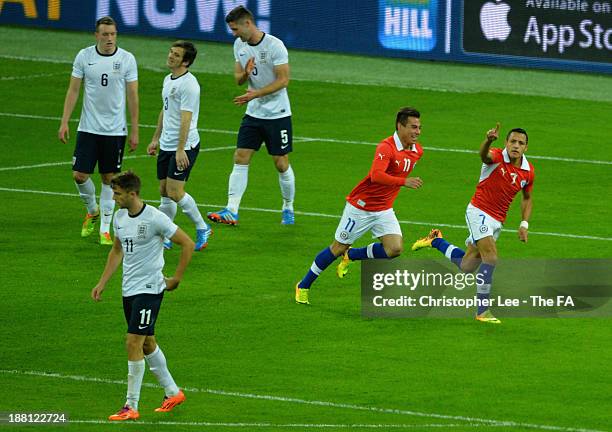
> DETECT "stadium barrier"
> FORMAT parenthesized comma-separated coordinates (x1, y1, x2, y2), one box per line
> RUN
(1, 0, 610, 73)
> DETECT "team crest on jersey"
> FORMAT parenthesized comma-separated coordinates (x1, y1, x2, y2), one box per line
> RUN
(170, 87, 177, 96)
(259, 51, 268, 64)
(113, 61, 121, 71)
(137, 223, 148, 239)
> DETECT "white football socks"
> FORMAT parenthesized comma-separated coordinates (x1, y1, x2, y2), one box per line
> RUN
(144, 346, 180, 397)
(99, 183, 115, 234)
(279, 165, 295, 211)
(126, 359, 145, 411)
(75, 178, 98, 215)
(159, 196, 178, 221)
(227, 164, 249, 214)
(177, 193, 207, 230)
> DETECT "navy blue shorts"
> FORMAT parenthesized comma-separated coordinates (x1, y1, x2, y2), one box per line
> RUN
(157, 143, 200, 181)
(73, 131, 126, 174)
(123, 292, 164, 336)
(237, 115, 292, 156)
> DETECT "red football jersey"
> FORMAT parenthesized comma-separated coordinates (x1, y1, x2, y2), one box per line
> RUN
(470, 147, 535, 223)
(347, 133, 423, 212)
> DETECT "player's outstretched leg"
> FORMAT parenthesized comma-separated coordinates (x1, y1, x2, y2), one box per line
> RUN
(336, 243, 391, 278)
(411, 229, 442, 251)
(412, 230, 467, 270)
(296, 246, 342, 304)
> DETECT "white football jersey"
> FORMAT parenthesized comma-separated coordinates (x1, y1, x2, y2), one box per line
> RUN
(113, 204, 178, 297)
(72, 46, 138, 136)
(234, 34, 291, 119)
(159, 72, 201, 151)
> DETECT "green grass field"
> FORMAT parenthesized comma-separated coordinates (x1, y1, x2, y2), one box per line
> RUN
(0, 27, 611, 431)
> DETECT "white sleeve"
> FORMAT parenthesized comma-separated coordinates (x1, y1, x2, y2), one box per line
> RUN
(125, 52, 138, 83)
(156, 211, 178, 240)
(71, 49, 85, 79)
(272, 40, 288, 66)
(180, 79, 200, 113)
(233, 39, 240, 62)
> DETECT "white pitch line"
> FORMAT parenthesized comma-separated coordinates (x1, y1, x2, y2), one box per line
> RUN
(69, 419, 489, 428)
(0, 112, 610, 166)
(0, 186, 610, 242)
(0, 369, 604, 432)
(0, 146, 234, 172)
(0, 72, 64, 80)
(3, 53, 611, 103)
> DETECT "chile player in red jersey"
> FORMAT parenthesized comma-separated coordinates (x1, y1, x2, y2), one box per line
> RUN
(412, 123, 535, 324)
(295, 107, 425, 305)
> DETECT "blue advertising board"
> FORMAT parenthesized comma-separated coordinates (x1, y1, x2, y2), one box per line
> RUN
(0, 0, 610, 73)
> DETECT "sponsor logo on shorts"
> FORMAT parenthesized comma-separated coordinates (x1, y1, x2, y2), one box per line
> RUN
(138, 325, 148, 330)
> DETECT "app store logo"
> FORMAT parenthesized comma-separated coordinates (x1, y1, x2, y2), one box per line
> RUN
(480, 0, 512, 42)
(378, 0, 437, 52)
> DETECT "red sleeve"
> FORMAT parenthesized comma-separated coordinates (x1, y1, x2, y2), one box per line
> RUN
(490, 147, 503, 163)
(369, 143, 405, 186)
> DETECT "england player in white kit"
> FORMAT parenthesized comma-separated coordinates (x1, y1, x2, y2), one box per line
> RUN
(59, 16, 139, 246)
(147, 41, 211, 251)
(91, 171, 194, 421)
(207, 6, 296, 226)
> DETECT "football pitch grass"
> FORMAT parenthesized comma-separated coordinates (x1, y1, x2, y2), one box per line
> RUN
(0, 27, 611, 431)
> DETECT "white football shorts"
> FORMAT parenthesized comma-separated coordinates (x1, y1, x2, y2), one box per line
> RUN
(464, 203, 503, 246)
(334, 202, 402, 245)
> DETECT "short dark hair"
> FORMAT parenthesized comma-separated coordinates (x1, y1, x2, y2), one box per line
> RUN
(396, 107, 420, 129)
(172, 40, 197, 67)
(506, 128, 528, 144)
(95, 16, 116, 31)
(111, 170, 141, 195)
(225, 5, 254, 23)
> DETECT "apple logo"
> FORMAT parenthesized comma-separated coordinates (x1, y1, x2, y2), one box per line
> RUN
(480, 0, 511, 41)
